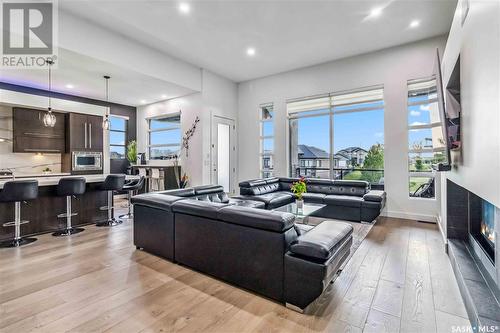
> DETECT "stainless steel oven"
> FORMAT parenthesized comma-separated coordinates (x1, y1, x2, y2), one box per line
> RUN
(72, 151, 103, 171)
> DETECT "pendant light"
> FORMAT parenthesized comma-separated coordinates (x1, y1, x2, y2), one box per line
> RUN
(43, 59, 57, 127)
(102, 75, 111, 130)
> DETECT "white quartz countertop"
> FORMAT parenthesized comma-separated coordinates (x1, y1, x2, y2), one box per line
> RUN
(0, 174, 138, 189)
(0, 173, 71, 179)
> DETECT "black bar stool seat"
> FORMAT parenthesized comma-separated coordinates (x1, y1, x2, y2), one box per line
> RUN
(119, 176, 145, 219)
(53, 177, 86, 236)
(96, 174, 126, 227)
(0, 180, 38, 247)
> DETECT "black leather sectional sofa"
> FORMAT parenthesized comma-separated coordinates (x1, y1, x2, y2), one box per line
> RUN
(238, 177, 386, 222)
(131, 184, 354, 311)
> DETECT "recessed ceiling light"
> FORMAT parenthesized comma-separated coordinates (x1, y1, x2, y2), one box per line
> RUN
(370, 7, 383, 17)
(409, 20, 420, 28)
(246, 47, 256, 56)
(140, 100, 147, 104)
(161, 94, 167, 99)
(65, 84, 74, 89)
(178, 2, 190, 14)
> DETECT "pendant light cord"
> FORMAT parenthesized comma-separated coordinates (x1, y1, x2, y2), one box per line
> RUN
(47, 59, 53, 111)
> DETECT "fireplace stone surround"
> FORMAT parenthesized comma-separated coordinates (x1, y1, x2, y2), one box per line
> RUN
(446, 179, 500, 329)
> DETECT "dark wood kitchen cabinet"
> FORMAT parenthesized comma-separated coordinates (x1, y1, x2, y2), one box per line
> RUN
(66, 113, 103, 151)
(12, 107, 66, 153)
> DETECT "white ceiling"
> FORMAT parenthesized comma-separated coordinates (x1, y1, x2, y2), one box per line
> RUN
(0, 49, 196, 106)
(60, 0, 457, 82)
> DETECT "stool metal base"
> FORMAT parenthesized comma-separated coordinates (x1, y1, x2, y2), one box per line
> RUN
(0, 237, 37, 248)
(52, 227, 85, 237)
(96, 218, 123, 227)
(118, 213, 133, 219)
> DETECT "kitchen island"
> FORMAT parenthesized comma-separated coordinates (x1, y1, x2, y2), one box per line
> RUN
(0, 174, 138, 242)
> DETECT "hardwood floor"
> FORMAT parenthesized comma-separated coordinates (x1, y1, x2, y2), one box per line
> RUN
(0, 202, 470, 333)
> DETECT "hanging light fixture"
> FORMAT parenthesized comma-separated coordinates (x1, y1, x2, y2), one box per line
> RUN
(102, 75, 111, 130)
(43, 59, 57, 127)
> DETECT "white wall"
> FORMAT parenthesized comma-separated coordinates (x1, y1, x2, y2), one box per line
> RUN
(237, 36, 448, 222)
(437, 0, 500, 255)
(441, 0, 500, 208)
(136, 69, 238, 187)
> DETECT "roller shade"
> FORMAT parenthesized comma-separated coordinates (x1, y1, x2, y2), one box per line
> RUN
(287, 95, 330, 114)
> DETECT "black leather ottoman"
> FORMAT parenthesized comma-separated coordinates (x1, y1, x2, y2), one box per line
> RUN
(284, 221, 353, 311)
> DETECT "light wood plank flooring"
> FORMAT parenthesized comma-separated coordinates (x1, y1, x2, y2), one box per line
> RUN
(0, 202, 470, 333)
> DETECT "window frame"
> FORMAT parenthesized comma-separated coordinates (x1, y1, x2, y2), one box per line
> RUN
(259, 103, 274, 178)
(407, 77, 444, 200)
(147, 113, 182, 160)
(287, 86, 384, 180)
(109, 115, 128, 160)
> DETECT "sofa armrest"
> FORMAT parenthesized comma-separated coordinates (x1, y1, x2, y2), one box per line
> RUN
(363, 190, 386, 203)
(289, 221, 353, 261)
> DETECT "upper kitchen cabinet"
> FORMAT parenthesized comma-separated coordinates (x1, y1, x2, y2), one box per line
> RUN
(12, 107, 66, 153)
(66, 113, 103, 151)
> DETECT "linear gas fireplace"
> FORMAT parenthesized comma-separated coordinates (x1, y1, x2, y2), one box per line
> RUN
(470, 195, 496, 262)
(446, 180, 500, 329)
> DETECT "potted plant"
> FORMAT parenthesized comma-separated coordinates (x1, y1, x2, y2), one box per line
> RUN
(126, 140, 137, 165)
(42, 167, 52, 175)
(291, 177, 307, 209)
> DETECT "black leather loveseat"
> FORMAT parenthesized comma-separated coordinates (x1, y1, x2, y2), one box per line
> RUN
(131, 184, 354, 311)
(238, 177, 386, 222)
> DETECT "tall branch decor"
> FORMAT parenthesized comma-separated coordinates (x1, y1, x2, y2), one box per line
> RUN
(164, 116, 200, 188)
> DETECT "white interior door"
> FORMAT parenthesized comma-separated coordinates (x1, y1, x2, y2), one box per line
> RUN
(211, 116, 235, 193)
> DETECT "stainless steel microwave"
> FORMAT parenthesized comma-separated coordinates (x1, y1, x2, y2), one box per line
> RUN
(72, 151, 103, 171)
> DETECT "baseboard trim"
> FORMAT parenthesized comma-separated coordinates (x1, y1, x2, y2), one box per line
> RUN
(382, 210, 437, 223)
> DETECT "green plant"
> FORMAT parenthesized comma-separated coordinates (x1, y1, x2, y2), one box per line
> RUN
(42, 167, 51, 172)
(291, 177, 307, 201)
(126, 140, 137, 164)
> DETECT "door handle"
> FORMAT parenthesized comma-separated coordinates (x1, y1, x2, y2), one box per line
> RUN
(84, 123, 87, 148)
(89, 123, 92, 149)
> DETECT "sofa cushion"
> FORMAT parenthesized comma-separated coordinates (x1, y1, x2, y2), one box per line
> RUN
(248, 191, 294, 209)
(229, 198, 266, 209)
(131, 193, 185, 211)
(294, 224, 314, 236)
(324, 194, 363, 208)
(157, 188, 195, 197)
(193, 192, 230, 203)
(290, 221, 353, 260)
(239, 179, 267, 188)
(331, 180, 369, 197)
(193, 185, 225, 195)
(217, 205, 296, 232)
(302, 192, 326, 204)
(172, 199, 230, 219)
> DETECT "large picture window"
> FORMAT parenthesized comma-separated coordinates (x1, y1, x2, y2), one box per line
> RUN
(148, 114, 181, 160)
(109, 115, 127, 159)
(288, 87, 384, 186)
(260, 103, 274, 178)
(407, 78, 446, 199)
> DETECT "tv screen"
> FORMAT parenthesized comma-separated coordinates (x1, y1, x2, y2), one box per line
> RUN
(433, 49, 461, 170)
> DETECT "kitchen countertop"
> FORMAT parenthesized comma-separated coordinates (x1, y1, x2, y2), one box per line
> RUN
(0, 174, 139, 189)
(0, 173, 71, 180)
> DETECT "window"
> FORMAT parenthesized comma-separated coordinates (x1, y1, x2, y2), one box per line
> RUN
(148, 114, 181, 160)
(109, 116, 127, 159)
(288, 87, 384, 184)
(260, 103, 274, 178)
(407, 78, 447, 198)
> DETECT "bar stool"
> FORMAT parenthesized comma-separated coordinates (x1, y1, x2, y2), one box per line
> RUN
(151, 168, 164, 191)
(138, 168, 150, 192)
(52, 177, 86, 236)
(96, 174, 126, 227)
(0, 180, 38, 247)
(119, 176, 145, 219)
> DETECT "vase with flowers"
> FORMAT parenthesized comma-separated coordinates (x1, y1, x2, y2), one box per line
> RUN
(291, 177, 307, 209)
